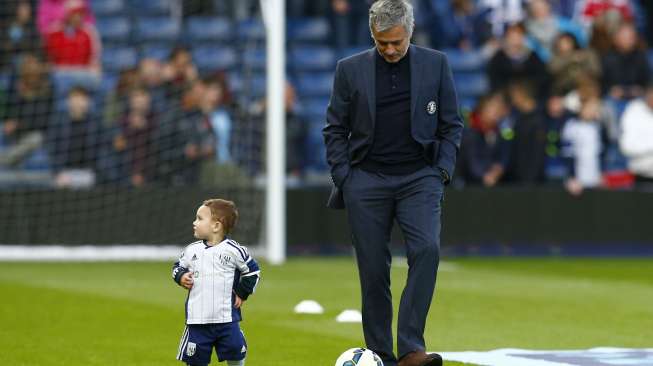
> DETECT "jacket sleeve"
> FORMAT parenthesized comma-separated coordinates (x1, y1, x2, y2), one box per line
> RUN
(323, 60, 352, 188)
(435, 54, 465, 183)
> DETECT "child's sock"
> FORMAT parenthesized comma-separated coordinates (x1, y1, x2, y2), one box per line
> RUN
(227, 360, 244, 366)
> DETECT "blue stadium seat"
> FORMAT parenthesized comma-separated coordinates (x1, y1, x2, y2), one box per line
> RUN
(90, 0, 126, 16)
(185, 17, 232, 43)
(134, 18, 180, 42)
(290, 46, 336, 71)
(193, 46, 238, 72)
(444, 48, 487, 73)
(648, 50, 653, 70)
(102, 47, 138, 72)
(454, 72, 489, 98)
(237, 19, 265, 42)
(140, 44, 172, 61)
(458, 96, 478, 111)
(96, 17, 131, 43)
(301, 97, 330, 120)
(0, 72, 10, 91)
(129, 0, 170, 15)
(296, 72, 333, 98)
(21, 148, 51, 172)
(306, 118, 329, 171)
(288, 18, 330, 43)
(237, 73, 266, 99)
(338, 46, 370, 60)
(242, 48, 266, 71)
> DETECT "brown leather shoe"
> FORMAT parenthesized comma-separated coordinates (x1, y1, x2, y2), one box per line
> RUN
(398, 350, 443, 366)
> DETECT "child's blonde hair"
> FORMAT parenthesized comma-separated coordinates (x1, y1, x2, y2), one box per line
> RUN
(203, 199, 239, 235)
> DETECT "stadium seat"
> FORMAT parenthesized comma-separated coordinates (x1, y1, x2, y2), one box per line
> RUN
(242, 48, 267, 71)
(444, 48, 487, 73)
(237, 19, 266, 42)
(338, 46, 370, 60)
(233, 73, 266, 99)
(301, 97, 330, 120)
(288, 18, 330, 44)
(193, 46, 238, 72)
(90, 0, 126, 16)
(140, 44, 172, 61)
(0, 72, 10, 91)
(458, 96, 478, 111)
(648, 50, 653, 70)
(102, 47, 138, 72)
(96, 17, 131, 43)
(295, 72, 333, 98)
(128, 0, 170, 15)
(290, 46, 336, 71)
(134, 18, 180, 42)
(305, 118, 329, 171)
(185, 17, 232, 43)
(453, 72, 489, 98)
(21, 148, 51, 172)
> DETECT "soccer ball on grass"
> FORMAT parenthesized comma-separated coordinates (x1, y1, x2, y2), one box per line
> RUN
(335, 348, 384, 366)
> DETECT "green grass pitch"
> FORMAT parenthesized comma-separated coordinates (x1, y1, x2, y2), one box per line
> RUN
(1, 257, 651, 365)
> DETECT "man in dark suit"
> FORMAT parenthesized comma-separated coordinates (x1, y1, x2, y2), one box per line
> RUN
(322, 1, 463, 365)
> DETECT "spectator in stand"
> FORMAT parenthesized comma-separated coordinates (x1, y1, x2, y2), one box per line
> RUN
(619, 83, 653, 186)
(506, 81, 548, 184)
(560, 97, 607, 195)
(548, 32, 601, 95)
(330, 0, 372, 50)
(458, 92, 512, 187)
(161, 46, 199, 105)
(200, 76, 234, 165)
(487, 22, 550, 98)
(543, 93, 574, 181)
(37, 0, 95, 36)
(601, 22, 650, 101)
(564, 76, 619, 142)
(101, 68, 140, 128)
(283, 82, 307, 178)
(525, 0, 586, 62)
(112, 87, 158, 187)
(48, 86, 102, 188)
(477, 0, 526, 38)
(43, 0, 101, 74)
(138, 58, 167, 116)
(574, 0, 634, 30)
(156, 79, 214, 186)
(0, 1, 41, 70)
(0, 54, 53, 168)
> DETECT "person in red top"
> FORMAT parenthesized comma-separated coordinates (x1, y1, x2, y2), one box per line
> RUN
(44, 0, 100, 73)
(575, 0, 634, 28)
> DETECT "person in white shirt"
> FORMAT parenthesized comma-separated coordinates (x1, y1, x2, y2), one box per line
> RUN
(620, 83, 653, 185)
(172, 199, 260, 366)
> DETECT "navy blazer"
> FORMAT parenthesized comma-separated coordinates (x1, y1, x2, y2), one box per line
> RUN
(323, 45, 464, 209)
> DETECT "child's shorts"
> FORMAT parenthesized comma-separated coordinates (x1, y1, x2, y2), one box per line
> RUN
(176, 322, 247, 365)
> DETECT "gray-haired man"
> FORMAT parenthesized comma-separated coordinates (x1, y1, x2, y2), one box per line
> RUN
(323, 1, 464, 365)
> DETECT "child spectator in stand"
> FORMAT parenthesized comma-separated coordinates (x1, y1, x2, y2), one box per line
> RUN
(458, 92, 512, 187)
(43, 0, 101, 74)
(619, 83, 653, 186)
(162, 47, 199, 105)
(172, 198, 260, 366)
(0, 54, 53, 168)
(0, 1, 41, 70)
(525, 0, 586, 62)
(49, 86, 102, 188)
(561, 98, 608, 195)
(112, 87, 158, 187)
(102, 68, 140, 128)
(506, 81, 548, 184)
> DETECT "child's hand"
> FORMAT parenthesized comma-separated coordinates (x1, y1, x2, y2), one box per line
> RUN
(180, 272, 194, 289)
(234, 294, 243, 309)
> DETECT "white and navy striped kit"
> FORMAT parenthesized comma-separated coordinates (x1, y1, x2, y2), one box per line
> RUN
(176, 239, 260, 324)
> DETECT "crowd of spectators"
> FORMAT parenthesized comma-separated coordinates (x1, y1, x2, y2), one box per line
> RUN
(1, 0, 652, 193)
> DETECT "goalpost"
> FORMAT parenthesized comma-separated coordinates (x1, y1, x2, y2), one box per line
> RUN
(0, 0, 288, 264)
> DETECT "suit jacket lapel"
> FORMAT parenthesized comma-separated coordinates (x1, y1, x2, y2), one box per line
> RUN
(362, 48, 376, 126)
(409, 45, 422, 123)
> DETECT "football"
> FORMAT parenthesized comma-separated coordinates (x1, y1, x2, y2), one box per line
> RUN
(335, 348, 384, 366)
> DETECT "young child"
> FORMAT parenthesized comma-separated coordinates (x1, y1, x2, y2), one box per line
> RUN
(172, 199, 260, 366)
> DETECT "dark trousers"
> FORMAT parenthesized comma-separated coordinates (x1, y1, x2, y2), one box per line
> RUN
(342, 165, 444, 366)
